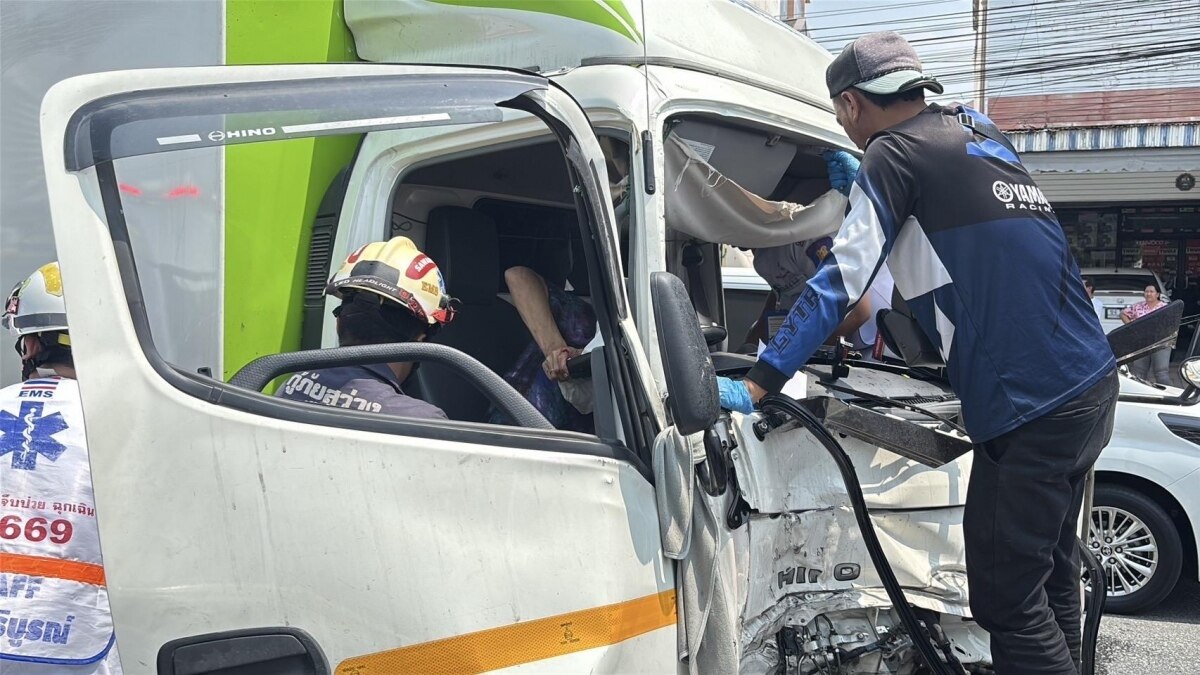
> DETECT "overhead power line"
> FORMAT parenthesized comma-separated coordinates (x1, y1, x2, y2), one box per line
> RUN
(800, 0, 1199, 99)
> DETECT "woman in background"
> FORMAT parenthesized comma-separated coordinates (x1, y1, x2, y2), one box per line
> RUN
(1122, 284, 1171, 385)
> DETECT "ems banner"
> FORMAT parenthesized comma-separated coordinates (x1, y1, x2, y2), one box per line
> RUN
(1, 377, 118, 666)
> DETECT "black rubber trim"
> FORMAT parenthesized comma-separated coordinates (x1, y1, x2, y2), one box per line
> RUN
(641, 129, 656, 195)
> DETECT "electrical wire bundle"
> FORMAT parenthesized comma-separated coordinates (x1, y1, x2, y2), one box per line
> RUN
(795, 0, 1200, 109)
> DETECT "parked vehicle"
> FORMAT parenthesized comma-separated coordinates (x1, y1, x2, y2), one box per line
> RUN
(1095, 375, 1200, 613)
(1082, 267, 1169, 334)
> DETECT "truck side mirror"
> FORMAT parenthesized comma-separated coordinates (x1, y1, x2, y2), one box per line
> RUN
(651, 271, 719, 435)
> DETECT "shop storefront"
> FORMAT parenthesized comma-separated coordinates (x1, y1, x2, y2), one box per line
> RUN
(992, 88, 1198, 283)
(998, 116, 1200, 311)
(1060, 203, 1200, 295)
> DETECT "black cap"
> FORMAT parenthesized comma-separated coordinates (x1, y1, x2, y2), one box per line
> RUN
(826, 31, 944, 99)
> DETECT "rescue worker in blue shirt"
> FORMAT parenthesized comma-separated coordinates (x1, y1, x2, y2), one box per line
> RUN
(276, 237, 456, 419)
(718, 32, 1117, 675)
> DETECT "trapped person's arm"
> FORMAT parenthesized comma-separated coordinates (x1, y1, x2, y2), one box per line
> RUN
(745, 135, 917, 397)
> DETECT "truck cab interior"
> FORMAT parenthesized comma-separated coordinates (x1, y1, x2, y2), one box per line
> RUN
(300, 114, 843, 431)
(312, 134, 634, 435)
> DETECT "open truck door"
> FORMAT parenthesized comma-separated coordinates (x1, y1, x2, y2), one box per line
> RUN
(40, 65, 675, 674)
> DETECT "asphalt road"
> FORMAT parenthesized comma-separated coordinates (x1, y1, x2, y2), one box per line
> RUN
(1096, 578, 1200, 674)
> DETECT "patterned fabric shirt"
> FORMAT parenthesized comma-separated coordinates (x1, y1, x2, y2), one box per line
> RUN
(490, 285, 597, 432)
(1122, 300, 1166, 321)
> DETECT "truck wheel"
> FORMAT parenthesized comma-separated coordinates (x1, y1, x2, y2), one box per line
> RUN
(1089, 484, 1183, 614)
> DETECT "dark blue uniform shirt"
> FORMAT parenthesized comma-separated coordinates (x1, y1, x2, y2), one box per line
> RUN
(748, 104, 1115, 442)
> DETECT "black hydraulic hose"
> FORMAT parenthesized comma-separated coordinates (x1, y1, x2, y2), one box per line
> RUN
(1079, 539, 1106, 675)
(759, 394, 964, 675)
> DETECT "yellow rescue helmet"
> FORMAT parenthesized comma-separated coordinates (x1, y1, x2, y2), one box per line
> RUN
(326, 237, 456, 325)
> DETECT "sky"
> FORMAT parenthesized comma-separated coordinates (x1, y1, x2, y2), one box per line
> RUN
(802, 0, 978, 104)
(800, 0, 1200, 107)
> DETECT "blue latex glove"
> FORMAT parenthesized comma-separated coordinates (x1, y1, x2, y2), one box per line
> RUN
(822, 149, 861, 197)
(717, 376, 754, 414)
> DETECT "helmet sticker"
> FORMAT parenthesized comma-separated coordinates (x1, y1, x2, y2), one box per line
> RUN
(346, 244, 369, 265)
(38, 263, 64, 297)
(406, 253, 436, 280)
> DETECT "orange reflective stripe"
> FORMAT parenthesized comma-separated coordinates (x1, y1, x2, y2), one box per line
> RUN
(0, 552, 106, 586)
(335, 589, 677, 674)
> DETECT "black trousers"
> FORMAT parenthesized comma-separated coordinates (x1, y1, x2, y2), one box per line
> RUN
(964, 370, 1118, 675)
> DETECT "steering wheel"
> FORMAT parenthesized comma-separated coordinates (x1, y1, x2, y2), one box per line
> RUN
(228, 343, 552, 430)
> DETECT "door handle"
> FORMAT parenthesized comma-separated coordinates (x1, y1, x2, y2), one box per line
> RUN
(157, 627, 329, 675)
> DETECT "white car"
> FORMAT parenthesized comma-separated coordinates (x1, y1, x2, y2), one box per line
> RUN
(1082, 267, 1169, 334)
(1094, 375, 1200, 613)
(722, 265, 1200, 614)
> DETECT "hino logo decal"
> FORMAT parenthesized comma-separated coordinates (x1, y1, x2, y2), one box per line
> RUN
(208, 127, 278, 142)
(992, 180, 1054, 212)
(778, 562, 861, 589)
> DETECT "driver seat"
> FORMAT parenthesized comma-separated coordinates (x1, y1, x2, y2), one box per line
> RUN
(408, 207, 531, 422)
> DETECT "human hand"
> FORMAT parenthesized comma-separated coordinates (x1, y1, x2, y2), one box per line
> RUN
(822, 150, 861, 197)
(543, 346, 582, 382)
(717, 376, 755, 414)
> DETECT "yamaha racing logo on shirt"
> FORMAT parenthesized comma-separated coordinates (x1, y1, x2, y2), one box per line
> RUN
(992, 180, 1054, 213)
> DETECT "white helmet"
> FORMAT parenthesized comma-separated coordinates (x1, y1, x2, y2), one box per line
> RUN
(4, 262, 69, 337)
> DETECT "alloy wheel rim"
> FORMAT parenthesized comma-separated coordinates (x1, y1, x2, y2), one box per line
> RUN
(1088, 506, 1158, 597)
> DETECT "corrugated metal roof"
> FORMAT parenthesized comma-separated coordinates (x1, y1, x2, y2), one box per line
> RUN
(1006, 123, 1200, 153)
(988, 88, 1200, 129)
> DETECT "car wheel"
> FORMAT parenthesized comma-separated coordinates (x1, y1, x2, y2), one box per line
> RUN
(1088, 484, 1183, 614)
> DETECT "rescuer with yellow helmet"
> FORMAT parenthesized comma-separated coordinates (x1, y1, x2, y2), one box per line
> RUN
(275, 237, 457, 419)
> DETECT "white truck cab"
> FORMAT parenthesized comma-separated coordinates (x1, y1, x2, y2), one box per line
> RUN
(35, 4, 1002, 673)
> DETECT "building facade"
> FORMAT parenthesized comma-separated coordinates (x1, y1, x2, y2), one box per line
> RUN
(990, 89, 1200, 301)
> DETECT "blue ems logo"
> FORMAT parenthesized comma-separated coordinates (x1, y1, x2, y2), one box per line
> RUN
(0, 402, 69, 471)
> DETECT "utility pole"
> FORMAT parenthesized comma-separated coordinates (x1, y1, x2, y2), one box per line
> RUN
(973, 0, 989, 113)
(781, 0, 809, 35)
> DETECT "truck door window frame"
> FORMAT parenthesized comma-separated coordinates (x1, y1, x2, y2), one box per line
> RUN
(64, 69, 652, 479)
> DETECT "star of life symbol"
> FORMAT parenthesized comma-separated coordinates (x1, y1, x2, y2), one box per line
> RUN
(0, 401, 69, 471)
